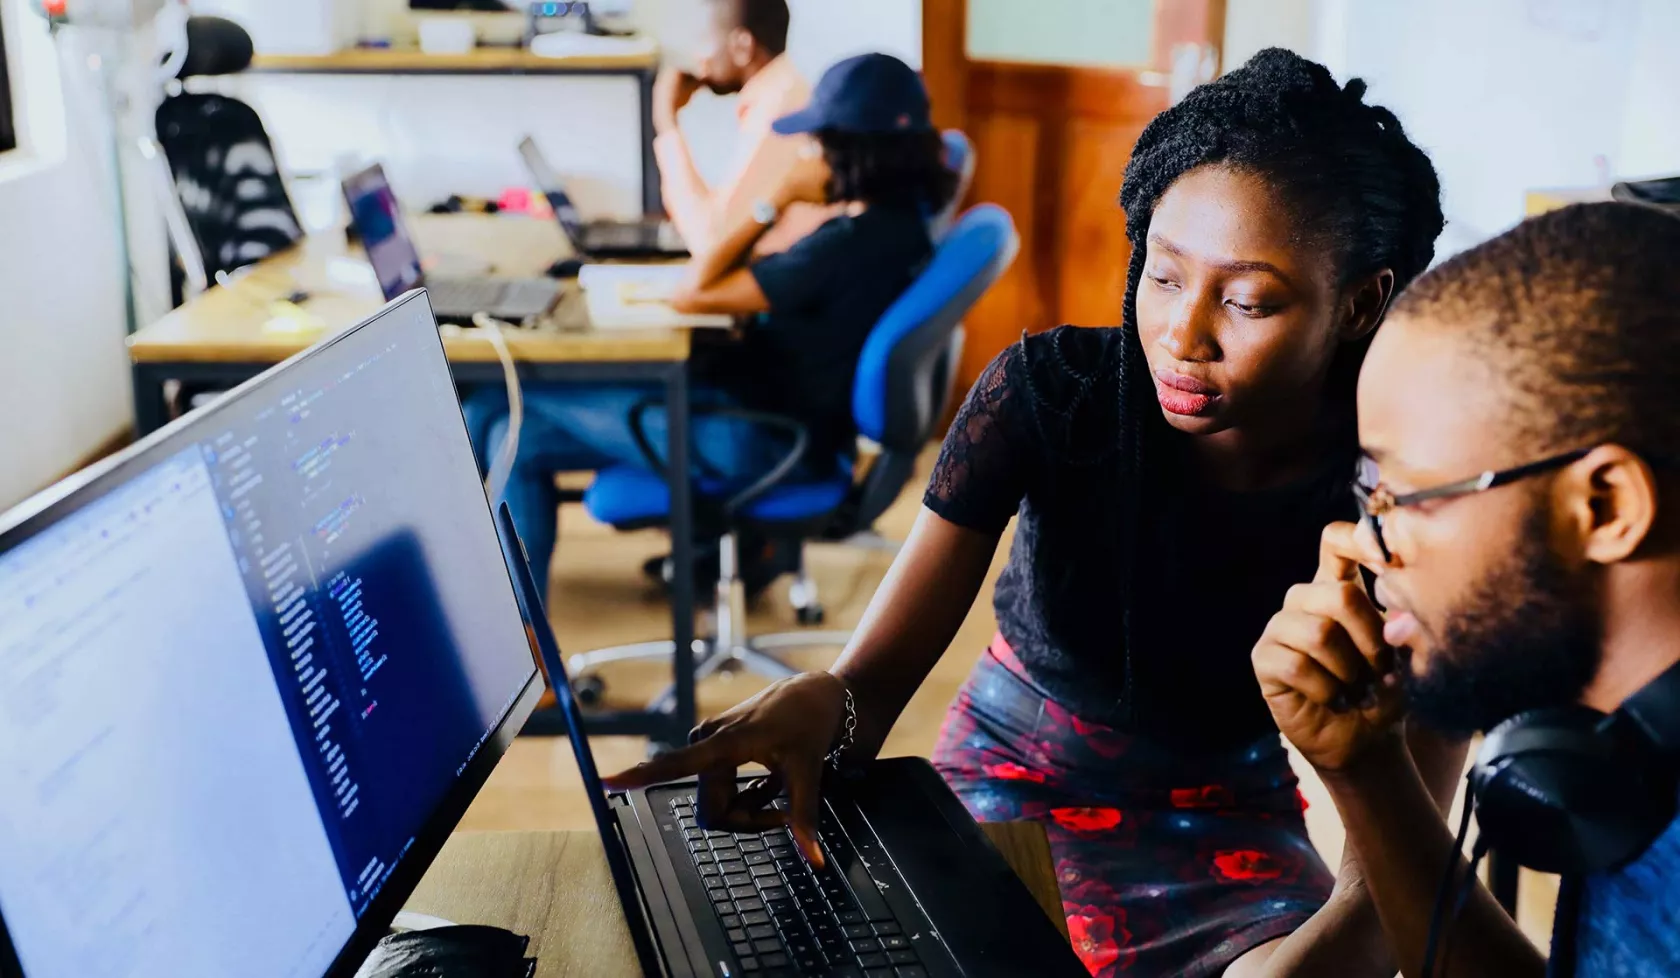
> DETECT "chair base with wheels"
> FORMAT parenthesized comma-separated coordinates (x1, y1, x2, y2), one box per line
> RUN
(566, 205, 1020, 720)
(569, 464, 858, 711)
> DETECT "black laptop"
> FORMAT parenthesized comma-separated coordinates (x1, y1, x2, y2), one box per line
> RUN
(343, 162, 562, 323)
(519, 135, 689, 259)
(496, 506, 1087, 978)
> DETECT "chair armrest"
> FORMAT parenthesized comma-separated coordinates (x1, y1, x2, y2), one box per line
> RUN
(625, 399, 812, 517)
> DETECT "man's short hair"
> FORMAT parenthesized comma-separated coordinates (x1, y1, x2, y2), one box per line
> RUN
(1391, 202, 1680, 459)
(709, 0, 791, 57)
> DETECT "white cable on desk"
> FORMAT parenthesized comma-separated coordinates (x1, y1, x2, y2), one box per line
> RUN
(472, 313, 525, 507)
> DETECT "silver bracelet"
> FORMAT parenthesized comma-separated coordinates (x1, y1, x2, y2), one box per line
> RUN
(823, 683, 858, 771)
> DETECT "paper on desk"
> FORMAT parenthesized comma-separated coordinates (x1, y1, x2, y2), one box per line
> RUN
(577, 264, 733, 330)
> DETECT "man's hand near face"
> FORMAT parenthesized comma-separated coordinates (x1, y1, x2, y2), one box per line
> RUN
(1254, 522, 1406, 773)
(1251, 522, 1542, 978)
(654, 68, 705, 136)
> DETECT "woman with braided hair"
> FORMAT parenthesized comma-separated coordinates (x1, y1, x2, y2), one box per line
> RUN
(608, 49, 1461, 976)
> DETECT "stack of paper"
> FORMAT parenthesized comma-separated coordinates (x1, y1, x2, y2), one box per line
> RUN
(528, 33, 661, 60)
(577, 264, 734, 330)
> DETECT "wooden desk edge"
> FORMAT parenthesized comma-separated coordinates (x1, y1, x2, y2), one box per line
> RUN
(979, 821, 1069, 939)
(251, 47, 659, 75)
(409, 823, 1069, 970)
(127, 330, 694, 366)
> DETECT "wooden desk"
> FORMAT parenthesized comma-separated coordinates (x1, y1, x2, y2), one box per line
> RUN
(127, 215, 690, 374)
(404, 824, 1067, 977)
(128, 213, 703, 747)
(251, 47, 659, 75)
(249, 47, 663, 214)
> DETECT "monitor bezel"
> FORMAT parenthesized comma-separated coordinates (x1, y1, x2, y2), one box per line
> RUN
(0, 290, 546, 978)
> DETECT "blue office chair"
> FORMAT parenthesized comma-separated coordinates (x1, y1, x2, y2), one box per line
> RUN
(930, 130, 976, 241)
(569, 205, 1020, 710)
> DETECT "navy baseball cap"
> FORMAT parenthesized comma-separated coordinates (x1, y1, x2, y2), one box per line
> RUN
(772, 53, 933, 136)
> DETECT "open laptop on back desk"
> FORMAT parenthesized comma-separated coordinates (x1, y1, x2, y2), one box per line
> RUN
(519, 135, 688, 260)
(497, 505, 1087, 978)
(343, 163, 562, 323)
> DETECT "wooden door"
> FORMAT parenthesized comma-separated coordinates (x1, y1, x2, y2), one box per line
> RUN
(924, 0, 1226, 391)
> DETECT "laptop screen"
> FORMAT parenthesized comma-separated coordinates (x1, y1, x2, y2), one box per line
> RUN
(0, 294, 540, 978)
(517, 136, 588, 245)
(343, 165, 425, 301)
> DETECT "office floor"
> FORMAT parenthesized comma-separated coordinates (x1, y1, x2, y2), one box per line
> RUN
(458, 449, 1560, 949)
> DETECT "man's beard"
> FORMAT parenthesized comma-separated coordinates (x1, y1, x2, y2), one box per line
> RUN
(1400, 508, 1602, 737)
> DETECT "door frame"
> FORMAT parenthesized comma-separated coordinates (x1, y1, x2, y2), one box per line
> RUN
(921, 0, 1226, 387)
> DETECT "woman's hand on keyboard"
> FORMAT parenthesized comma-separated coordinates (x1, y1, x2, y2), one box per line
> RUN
(603, 671, 851, 868)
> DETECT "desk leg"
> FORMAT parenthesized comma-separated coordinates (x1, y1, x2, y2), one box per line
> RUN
(133, 365, 170, 437)
(1488, 848, 1520, 915)
(664, 363, 696, 748)
(639, 69, 662, 217)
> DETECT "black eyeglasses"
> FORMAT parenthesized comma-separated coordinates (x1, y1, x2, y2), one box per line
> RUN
(1352, 449, 1593, 563)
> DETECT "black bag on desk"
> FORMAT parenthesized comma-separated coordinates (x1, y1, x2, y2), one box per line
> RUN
(352, 925, 537, 978)
(1612, 175, 1680, 216)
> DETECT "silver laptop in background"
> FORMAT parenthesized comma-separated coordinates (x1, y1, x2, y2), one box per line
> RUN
(519, 135, 688, 259)
(342, 163, 561, 323)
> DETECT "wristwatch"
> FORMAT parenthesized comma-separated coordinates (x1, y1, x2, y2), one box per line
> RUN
(751, 198, 779, 226)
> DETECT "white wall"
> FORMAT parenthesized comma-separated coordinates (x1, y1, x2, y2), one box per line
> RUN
(0, 1, 134, 511)
(1335, 0, 1648, 256)
(219, 0, 921, 218)
(1225, 0, 1680, 259)
(1222, 0, 1318, 73)
(1617, 0, 1680, 177)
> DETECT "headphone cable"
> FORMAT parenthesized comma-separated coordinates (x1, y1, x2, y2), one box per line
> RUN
(1422, 775, 1477, 978)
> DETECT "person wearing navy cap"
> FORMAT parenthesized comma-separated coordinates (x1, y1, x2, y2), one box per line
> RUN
(469, 52, 956, 594)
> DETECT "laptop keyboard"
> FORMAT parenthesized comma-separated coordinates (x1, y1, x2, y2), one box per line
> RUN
(429, 278, 558, 317)
(664, 793, 928, 978)
(589, 224, 654, 250)
(428, 278, 508, 311)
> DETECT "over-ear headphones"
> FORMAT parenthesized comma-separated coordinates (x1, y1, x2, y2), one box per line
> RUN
(1471, 657, 1680, 875)
(1420, 658, 1680, 978)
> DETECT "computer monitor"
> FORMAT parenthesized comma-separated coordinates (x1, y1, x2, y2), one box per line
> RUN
(516, 136, 589, 247)
(343, 164, 425, 301)
(0, 292, 545, 978)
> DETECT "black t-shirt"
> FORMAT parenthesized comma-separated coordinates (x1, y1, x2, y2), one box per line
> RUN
(923, 326, 1356, 752)
(730, 206, 932, 459)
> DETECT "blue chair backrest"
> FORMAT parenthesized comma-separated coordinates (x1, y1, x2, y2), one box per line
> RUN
(929, 130, 976, 241)
(853, 204, 1019, 453)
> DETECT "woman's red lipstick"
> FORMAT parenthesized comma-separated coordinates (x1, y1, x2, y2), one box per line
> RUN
(1154, 369, 1219, 417)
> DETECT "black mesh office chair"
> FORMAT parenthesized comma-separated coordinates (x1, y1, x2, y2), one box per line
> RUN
(151, 16, 302, 287)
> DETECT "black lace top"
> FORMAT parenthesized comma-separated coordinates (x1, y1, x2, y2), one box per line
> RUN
(925, 326, 1356, 752)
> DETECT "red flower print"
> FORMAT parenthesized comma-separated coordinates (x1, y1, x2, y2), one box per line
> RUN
(983, 760, 1046, 783)
(1170, 784, 1234, 809)
(1296, 787, 1310, 812)
(1050, 807, 1124, 833)
(1044, 699, 1128, 758)
(1060, 871, 1122, 912)
(1066, 906, 1128, 975)
(1212, 849, 1284, 882)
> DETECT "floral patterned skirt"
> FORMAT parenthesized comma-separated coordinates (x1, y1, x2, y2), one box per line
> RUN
(931, 638, 1335, 977)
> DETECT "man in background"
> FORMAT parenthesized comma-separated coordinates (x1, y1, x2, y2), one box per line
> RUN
(654, 0, 833, 255)
(1253, 202, 1680, 977)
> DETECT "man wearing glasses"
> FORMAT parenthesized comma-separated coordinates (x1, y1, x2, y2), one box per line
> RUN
(1253, 202, 1680, 977)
